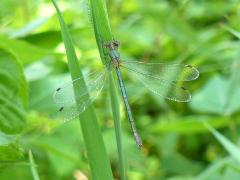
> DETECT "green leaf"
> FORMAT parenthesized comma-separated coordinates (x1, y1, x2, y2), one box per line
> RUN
(109, 74, 126, 179)
(196, 158, 231, 180)
(0, 131, 16, 146)
(223, 167, 240, 180)
(0, 139, 23, 161)
(0, 132, 23, 164)
(0, 35, 50, 65)
(23, 30, 63, 50)
(161, 152, 203, 175)
(203, 121, 240, 164)
(190, 75, 240, 115)
(0, 49, 27, 134)
(148, 116, 233, 134)
(9, 17, 49, 38)
(31, 121, 84, 176)
(222, 25, 240, 39)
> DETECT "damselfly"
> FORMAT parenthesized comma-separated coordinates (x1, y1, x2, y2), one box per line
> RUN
(53, 40, 199, 148)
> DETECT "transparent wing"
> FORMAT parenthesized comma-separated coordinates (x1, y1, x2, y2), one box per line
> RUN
(120, 60, 199, 82)
(53, 70, 107, 122)
(121, 61, 195, 102)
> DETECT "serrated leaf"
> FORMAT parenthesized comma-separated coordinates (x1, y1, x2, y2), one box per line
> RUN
(0, 49, 27, 134)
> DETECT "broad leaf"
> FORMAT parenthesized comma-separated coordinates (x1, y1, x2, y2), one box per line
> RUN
(0, 49, 27, 134)
(0, 35, 50, 65)
(190, 75, 240, 115)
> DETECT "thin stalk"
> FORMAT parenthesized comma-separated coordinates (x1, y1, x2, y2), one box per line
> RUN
(28, 150, 40, 180)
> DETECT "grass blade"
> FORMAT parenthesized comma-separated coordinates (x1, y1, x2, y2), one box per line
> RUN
(28, 150, 40, 180)
(89, 0, 126, 179)
(109, 74, 126, 179)
(203, 121, 240, 164)
(51, 1, 113, 179)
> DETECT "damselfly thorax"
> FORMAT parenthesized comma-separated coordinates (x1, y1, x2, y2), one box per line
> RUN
(104, 41, 121, 68)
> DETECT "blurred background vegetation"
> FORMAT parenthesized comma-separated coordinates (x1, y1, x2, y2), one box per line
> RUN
(0, 0, 240, 179)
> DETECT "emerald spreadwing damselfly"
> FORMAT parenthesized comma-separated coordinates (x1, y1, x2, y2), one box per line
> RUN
(53, 40, 199, 148)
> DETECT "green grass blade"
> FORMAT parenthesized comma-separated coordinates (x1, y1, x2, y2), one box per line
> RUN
(109, 73, 126, 179)
(51, 1, 113, 179)
(203, 121, 240, 164)
(89, 0, 126, 179)
(222, 24, 240, 39)
(28, 150, 40, 180)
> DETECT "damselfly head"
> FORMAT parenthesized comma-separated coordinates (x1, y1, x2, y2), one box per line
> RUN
(113, 40, 120, 49)
(104, 40, 120, 50)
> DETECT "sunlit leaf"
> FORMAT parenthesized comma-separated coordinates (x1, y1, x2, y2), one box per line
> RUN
(0, 35, 50, 65)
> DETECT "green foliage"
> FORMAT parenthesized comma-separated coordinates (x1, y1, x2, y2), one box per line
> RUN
(0, 0, 240, 180)
(204, 121, 240, 163)
(0, 142, 23, 161)
(191, 74, 240, 115)
(0, 35, 50, 65)
(0, 49, 26, 134)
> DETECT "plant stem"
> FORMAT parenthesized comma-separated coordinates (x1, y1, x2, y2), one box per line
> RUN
(52, 1, 113, 179)
(89, 0, 126, 179)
